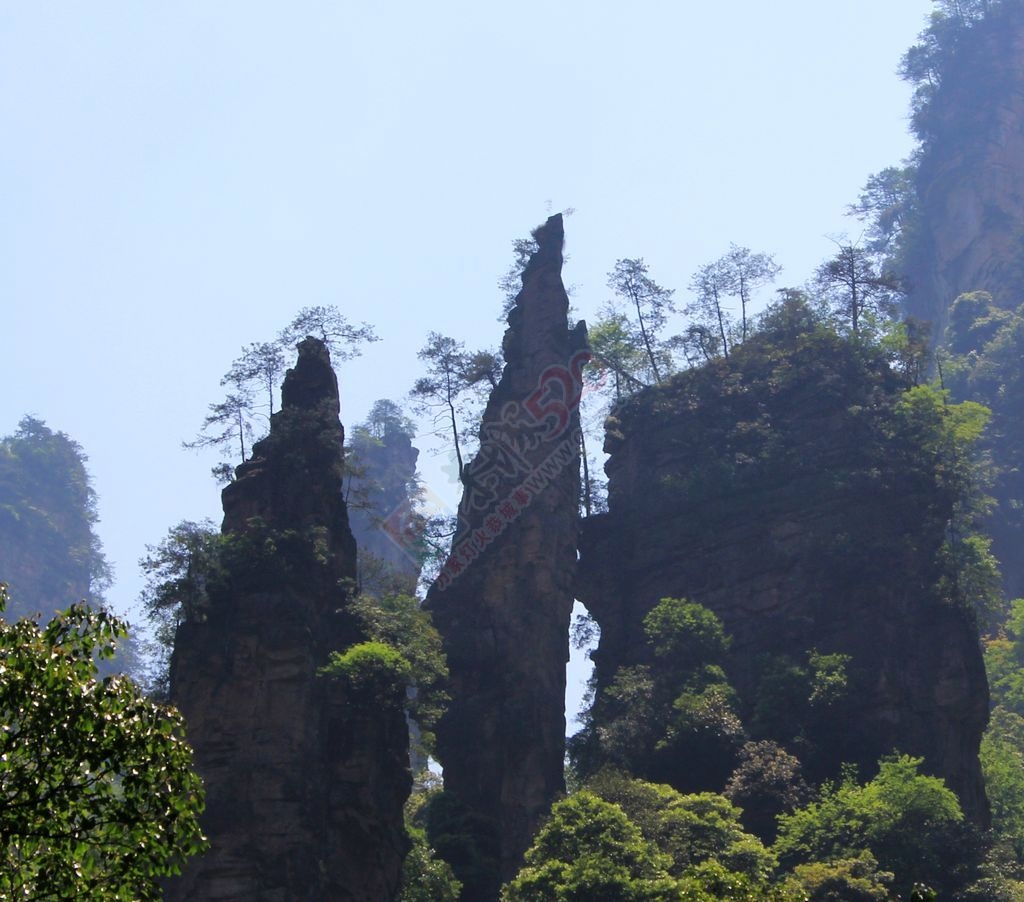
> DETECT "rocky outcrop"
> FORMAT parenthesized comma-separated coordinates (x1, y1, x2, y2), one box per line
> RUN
(167, 338, 410, 901)
(425, 214, 588, 899)
(348, 426, 423, 596)
(907, 3, 1024, 334)
(903, 3, 1024, 622)
(578, 311, 990, 824)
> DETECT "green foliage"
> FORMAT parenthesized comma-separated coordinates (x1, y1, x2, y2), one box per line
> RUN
(501, 791, 678, 901)
(410, 331, 497, 482)
(724, 741, 810, 842)
(421, 788, 500, 901)
(587, 771, 776, 883)
(686, 245, 781, 354)
(986, 600, 1024, 715)
(781, 850, 893, 901)
(497, 235, 539, 319)
(357, 398, 418, 444)
(586, 312, 653, 401)
(321, 640, 412, 707)
(674, 859, 783, 900)
(399, 823, 462, 902)
(891, 383, 998, 623)
(814, 241, 901, 338)
(347, 592, 449, 753)
(138, 519, 224, 695)
(892, 385, 989, 482)
(775, 754, 971, 897)
(572, 600, 743, 791)
(666, 668, 744, 757)
(848, 166, 917, 257)
(399, 769, 460, 896)
(749, 650, 852, 754)
(947, 291, 1016, 358)
(900, 1, 1003, 138)
(806, 650, 852, 707)
(139, 519, 222, 626)
(278, 305, 379, 361)
(218, 518, 336, 592)
(186, 306, 377, 480)
(958, 840, 1024, 901)
(607, 257, 677, 385)
(505, 781, 785, 900)
(878, 316, 932, 384)
(643, 596, 731, 663)
(0, 585, 206, 898)
(981, 707, 1024, 859)
(944, 297, 1024, 622)
(0, 416, 111, 617)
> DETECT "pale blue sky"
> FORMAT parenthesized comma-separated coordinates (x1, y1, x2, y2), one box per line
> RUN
(1, 2, 933, 717)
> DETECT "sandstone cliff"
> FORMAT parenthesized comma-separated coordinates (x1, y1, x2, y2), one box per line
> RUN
(901, 2, 1024, 616)
(348, 425, 423, 596)
(425, 214, 588, 899)
(167, 338, 410, 901)
(577, 305, 990, 824)
(906, 2, 1024, 334)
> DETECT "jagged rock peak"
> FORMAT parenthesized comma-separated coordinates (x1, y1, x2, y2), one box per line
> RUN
(523, 213, 563, 276)
(426, 215, 587, 899)
(281, 336, 340, 413)
(167, 335, 409, 901)
(221, 336, 348, 541)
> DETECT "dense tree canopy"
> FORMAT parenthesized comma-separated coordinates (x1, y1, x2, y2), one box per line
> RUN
(0, 586, 206, 898)
(775, 755, 972, 898)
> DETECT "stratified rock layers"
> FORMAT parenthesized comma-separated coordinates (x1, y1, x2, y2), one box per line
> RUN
(426, 214, 588, 898)
(167, 338, 409, 901)
(578, 322, 990, 824)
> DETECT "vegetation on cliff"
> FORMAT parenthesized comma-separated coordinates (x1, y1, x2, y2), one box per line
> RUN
(567, 293, 998, 897)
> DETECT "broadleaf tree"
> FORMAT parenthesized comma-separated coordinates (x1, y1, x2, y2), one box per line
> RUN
(0, 585, 207, 898)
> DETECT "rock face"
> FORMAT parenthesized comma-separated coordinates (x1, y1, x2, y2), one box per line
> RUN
(167, 338, 410, 901)
(425, 214, 588, 899)
(907, 3, 1024, 335)
(348, 426, 423, 595)
(578, 312, 990, 824)
(904, 6, 1024, 607)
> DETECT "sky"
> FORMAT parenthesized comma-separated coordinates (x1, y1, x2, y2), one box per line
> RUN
(1, 1, 934, 723)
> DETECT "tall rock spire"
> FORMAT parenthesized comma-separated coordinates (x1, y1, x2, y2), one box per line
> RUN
(425, 214, 589, 899)
(167, 337, 410, 901)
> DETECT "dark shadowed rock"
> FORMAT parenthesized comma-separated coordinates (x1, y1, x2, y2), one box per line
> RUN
(425, 214, 589, 899)
(578, 320, 990, 826)
(167, 337, 410, 901)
